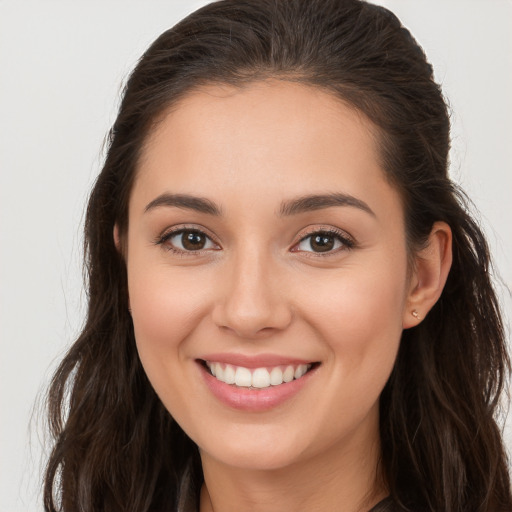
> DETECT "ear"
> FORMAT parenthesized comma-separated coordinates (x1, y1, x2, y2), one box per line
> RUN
(403, 221, 452, 329)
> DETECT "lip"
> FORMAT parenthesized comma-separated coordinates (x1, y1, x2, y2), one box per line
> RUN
(197, 357, 319, 412)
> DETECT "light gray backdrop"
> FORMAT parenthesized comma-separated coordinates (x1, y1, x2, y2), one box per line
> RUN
(1, 1, 511, 511)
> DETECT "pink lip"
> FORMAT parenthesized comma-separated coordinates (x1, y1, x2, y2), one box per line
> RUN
(197, 359, 318, 412)
(199, 352, 313, 368)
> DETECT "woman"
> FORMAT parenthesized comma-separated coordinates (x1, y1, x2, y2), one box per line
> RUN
(43, 0, 512, 511)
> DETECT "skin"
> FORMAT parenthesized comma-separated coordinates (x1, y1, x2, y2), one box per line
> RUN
(121, 81, 452, 512)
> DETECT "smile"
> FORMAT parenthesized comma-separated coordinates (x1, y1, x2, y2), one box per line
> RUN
(205, 361, 312, 389)
(198, 355, 320, 411)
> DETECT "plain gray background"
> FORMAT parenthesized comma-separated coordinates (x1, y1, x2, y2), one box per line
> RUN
(1, 1, 511, 510)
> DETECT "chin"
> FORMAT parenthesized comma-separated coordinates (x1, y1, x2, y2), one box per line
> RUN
(202, 446, 304, 472)
(197, 426, 312, 472)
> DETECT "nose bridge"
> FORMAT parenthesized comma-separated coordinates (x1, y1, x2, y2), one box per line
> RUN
(213, 240, 291, 337)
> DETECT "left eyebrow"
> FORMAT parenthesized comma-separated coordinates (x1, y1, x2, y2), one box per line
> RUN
(144, 193, 222, 216)
(279, 193, 375, 217)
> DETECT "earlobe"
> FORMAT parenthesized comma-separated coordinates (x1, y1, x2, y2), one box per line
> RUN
(403, 221, 453, 329)
(113, 223, 129, 260)
(113, 223, 128, 260)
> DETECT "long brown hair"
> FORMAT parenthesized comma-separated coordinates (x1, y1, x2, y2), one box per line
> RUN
(44, 1, 511, 511)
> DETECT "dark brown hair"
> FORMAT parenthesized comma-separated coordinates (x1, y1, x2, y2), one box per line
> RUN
(44, 1, 511, 511)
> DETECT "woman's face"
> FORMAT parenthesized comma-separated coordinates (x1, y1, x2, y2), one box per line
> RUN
(125, 81, 413, 471)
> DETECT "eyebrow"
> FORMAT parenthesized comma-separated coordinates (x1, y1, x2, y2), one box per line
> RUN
(279, 193, 375, 217)
(144, 193, 222, 216)
(144, 192, 375, 218)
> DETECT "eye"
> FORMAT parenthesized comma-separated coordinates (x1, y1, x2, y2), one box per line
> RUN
(158, 228, 219, 253)
(293, 229, 354, 254)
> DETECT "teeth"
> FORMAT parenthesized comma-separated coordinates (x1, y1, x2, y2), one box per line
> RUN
(294, 364, 308, 379)
(283, 365, 295, 383)
(223, 364, 236, 384)
(235, 367, 252, 387)
(215, 362, 224, 381)
(269, 367, 283, 385)
(206, 361, 312, 389)
(252, 368, 271, 388)
(206, 361, 216, 376)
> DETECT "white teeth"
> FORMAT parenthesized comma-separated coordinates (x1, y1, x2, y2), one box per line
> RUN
(223, 364, 236, 384)
(294, 364, 307, 379)
(235, 366, 252, 387)
(269, 367, 283, 385)
(252, 368, 271, 388)
(283, 365, 295, 383)
(214, 362, 224, 381)
(206, 361, 312, 388)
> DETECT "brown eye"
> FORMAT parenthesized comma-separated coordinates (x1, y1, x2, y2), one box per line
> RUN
(181, 231, 207, 250)
(164, 229, 217, 252)
(309, 234, 335, 252)
(294, 230, 353, 254)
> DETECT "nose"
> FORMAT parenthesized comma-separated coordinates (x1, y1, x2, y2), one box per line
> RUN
(211, 248, 293, 339)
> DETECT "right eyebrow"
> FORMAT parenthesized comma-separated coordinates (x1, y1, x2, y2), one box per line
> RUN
(279, 192, 375, 217)
(144, 193, 222, 216)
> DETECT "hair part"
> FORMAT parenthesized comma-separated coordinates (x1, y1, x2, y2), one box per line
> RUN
(44, 1, 511, 511)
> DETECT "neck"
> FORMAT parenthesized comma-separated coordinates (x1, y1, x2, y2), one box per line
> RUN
(199, 426, 386, 512)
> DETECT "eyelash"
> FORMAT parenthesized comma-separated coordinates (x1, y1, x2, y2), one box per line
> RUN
(154, 226, 355, 256)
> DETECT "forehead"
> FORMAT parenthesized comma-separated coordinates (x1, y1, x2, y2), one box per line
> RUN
(141, 80, 380, 171)
(133, 80, 401, 222)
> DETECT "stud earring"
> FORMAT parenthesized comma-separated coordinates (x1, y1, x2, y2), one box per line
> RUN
(412, 309, 420, 320)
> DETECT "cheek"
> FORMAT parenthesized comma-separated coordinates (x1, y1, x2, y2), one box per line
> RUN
(300, 259, 407, 377)
(126, 261, 219, 428)
(292, 263, 407, 440)
(127, 261, 212, 371)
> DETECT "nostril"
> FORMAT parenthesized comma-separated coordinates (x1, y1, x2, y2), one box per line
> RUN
(211, 278, 293, 336)
(212, 306, 293, 339)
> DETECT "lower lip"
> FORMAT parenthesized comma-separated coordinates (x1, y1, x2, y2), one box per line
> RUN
(199, 362, 317, 412)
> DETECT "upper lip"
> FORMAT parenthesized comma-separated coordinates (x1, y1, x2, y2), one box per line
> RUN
(199, 353, 316, 368)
